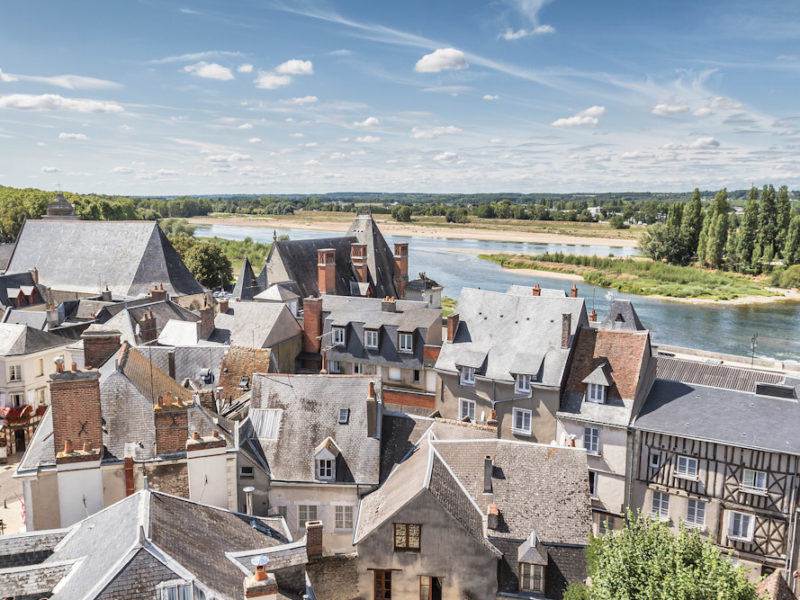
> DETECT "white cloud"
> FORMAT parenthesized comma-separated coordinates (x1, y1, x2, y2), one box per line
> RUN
(414, 48, 468, 73)
(249, 137, 262, 143)
(183, 62, 234, 81)
(58, 132, 88, 140)
(552, 105, 605, 127)
(149, 50, 244, 64)
(652, 103, 689, 116)
(156, 169, 179, 176)
(237, 63, 253, 73)
(710, 96, 742, 111)
(501, 24, 554, 39)
(411, 125, 462, 139)
(304, 142, 318, 147)
(329, 152, 347, 159)
(0, 93, 123, 112)
(355, 135, 381, 143)
(276, 59, 314, 75)
(690, 136, 720, 149)
(238, 123, 253, 130)
(283, 95, 318, 105)
(254, 71, 292, 89)
(355, 116, 380, 127)
(421, 85, 471, 96)
(304, 159, 319, 166)
(207, 153, 253, 162)
(290, 133, 305, 138)
(693, 107, 713, 117)
(112, 166, 134, 174)
(434, 152, 457, 162)
(0, 68, 18, 82)
(483, 94, 499, 101)
(41, 166, 61, 173)
(533, 24, 555, 34)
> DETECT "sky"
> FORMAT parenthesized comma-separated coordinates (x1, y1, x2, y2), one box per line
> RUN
(0, 0, 799, 195)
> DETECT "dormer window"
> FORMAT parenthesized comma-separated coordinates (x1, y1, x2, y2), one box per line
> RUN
(587, 383, 605, 404)
(398, 332, 413, 353)
(460, 367, 475, 386)
(314, 437, 340, 482)
(333, 327, 346, 346)
(364, 329, 379, 350)
(316, 459, 334, 480)
(515, 374, 531, 394)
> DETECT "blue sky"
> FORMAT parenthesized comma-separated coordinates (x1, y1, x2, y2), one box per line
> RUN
(0, 0, 799, 194)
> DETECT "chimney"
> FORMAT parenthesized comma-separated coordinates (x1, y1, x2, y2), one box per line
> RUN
(154, 393, 189, 455)
(570, 283, 578, 298)
(150, 283, 168, 302)
(381, 297, 396, 312)
(561, 313, 572, 349)
(243, 556, 278, 600)
(366, 380, 378, 438)
(393, 243, 409, 299)
(302, 297, 323, 354)
(532, 283, 541, 297)
(167, 349, 176, 379)
(487, 504, 499, 530)
(350, 243, 368, 283)
(244, 485, 255, 515)
(46, 305, 59, 329)
(306, 520, 323, 559)
(101, 286, 112, 302)
(568, 435, 576, 447)
(446, 313, 459, 342)
(50, 368, 103, 463)
(317, 249, 337, 295)
(81, 329, 121, 369)
(487, 409, 498, 427)
(484, 455, 493, 493)
(589, 309, 597, 322)
(124, 456, 135, 497)
(28, 267, 38, 285)
(199, 302, 215, 340)
(219, 298, 229, 314)
(139, 310, 158, 344)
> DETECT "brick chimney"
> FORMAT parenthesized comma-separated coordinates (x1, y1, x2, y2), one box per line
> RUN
(154, 393, 189, 455)
(561, 313, 572, 349)
(350, 243, 368, 283)
(589, 309, 597, 322)
(381, 297, 396, 312)
(487, 504, 500, 530)
(306, 520, 324, 559)
(150, 283, 168, 302)
(28, 267, 38, 285)
(446, 313, 459, 342)
(393, 243, 409, 299)
(570, 283, 578, 298)
(219, 298, 230, 314)
(199, 302, 215, 340)
(532, 283, 541, 297)
(302, 297, 323, 354)
(81, 329, 122, 369)
(50, 368, 103, 463)
(139, 310, 158, 344)
(243, 557, 278, 600)
(483, 455, 493, 493)
(317, 249, 336, 295)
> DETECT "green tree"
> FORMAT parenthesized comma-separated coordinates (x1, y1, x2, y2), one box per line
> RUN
(697, 213, 711, 266)
(776, 185, 791, 255)
(751, 244, 763, 275)
(783, 215, 800, 266)
(184, 242, 233, 288)
(737, 186, 760, 272)
(708, 212, 728, 269)
(758, 184, 777, 253)
(609, 215, 629, 229)
(681, 188, 703, 255)
(391, 205, 412, 222)
(566, 511, 763, 600)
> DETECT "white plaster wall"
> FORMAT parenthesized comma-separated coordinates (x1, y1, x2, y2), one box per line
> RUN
(56, 461, 104, 527)
(187, 447, 229, 508)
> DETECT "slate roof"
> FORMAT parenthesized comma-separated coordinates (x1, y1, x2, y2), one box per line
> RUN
(435, 287, 588, 386)
(0, 271, 47, 307)
(211, 301, 301, 348)
(0, 489, 301, 600)
(6, 220, 203, 297)
(246, 374, 381, 484)
(0, 322, 68, 356)
(90, 299, 199, 345)
(232, 256, 264, 301)
(254, 283, 300, 302)
(137, 345, 227, 391)
(0, 243, 14, 272)
(507, 284, 568, 298)
(1, 308, 48, 330)
(599, 299, 646, 331)
(656, 356, 783, 392)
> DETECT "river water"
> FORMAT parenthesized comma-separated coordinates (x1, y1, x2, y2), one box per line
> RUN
(195, 224, 800, 362)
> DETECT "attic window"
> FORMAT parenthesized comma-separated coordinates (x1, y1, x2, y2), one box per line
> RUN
(333, 326, 346, 346)
(587, 383, 605, 404)
(316, 458, 335, 481)
(615, 313, 625, 322)
(238, 376, 250, 390)
(338, 408, 350, 424)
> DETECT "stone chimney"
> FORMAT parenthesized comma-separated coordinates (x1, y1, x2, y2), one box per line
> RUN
(393, 243, 409, 299)
(302, 297, 323, 354)
(350, 243, 368, 283)
(101, 286, 112, 302)
(50, 368, 103, 463)
(81, 329, 121, 369)
(150, 283, 168, 302)
(570, 283, 578, 298)
(306, 520, 324, 559)
(487, 504, 500, 530)
(28, 267, 38, 285)
(46, 305, 59, 329)
(381, 297, 396, 312)
(219, 298, 230, 314)
(366, 381, 378, 438)
(317, 249, 337, 295)
(487, 409, 498, 427)
(446, 313, 459, 342)
(243, 556, 278, 600)
(589, 309, 597, 322)
(561, 313, 572, 349)
(154, 393, 189, 455)
(532, 283, 541, 297)
(139, 310, 158, 344)
(483, 455, 493, 494)
(199, 302, 215, 340)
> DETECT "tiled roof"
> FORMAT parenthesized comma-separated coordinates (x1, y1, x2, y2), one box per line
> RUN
(218, 345, 272, 402)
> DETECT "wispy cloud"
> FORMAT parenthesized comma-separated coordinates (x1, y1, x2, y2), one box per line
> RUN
(500, 0, 556, 38)
(411, 126, 462, 139)
(552, 105, 605, 127)
(149, 50, 245, 64)
(0, 93, 124, 112)
(500, 24, 554, 39)
(652, 102, 689, 116)
(282, 95, 319, 105)
(0, 68, 121, 90)
(58, 132, 88, 140)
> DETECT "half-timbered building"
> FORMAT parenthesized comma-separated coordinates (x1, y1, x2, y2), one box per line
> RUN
(630, 356, 800, 580)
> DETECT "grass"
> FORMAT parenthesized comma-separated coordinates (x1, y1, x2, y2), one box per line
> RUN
(441, 296, 457, 317)
(479, 252, 779, 301)
(197, 236, 272, 274)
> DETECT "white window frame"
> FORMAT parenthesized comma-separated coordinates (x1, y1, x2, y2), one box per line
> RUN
(364, 329, 379, 350)
(298, 504, 318, 528)
(675, 456, 698, 479)
(353, 362, 364, 375)
(649, 453, 661, 469)
(398, 332, 413, 353)
(332, 326, 346, 346)
(159, 581, 193, 600)
(35, 358, 44, 377)
(239, 466, 254, 479)
(8, 365, 21, 382)
(588, 471, 598, 498)
(316, 458, 335, 481)
(741, 469, 767, 493)
(334, 505, 354, 530)
(650, 491, 669, 520)
(328, 360, 341, 374)
(583, 427, 600, 455)
(512, 408, 532, 436)
(459, 398, 476, 422)
(515, 373, 532, 394)
(9, 393, 23, 407)
(460, 366, 475, 387)
(728, 511, 754, 541)
(34, 387, 46, 405)
(520, 563, 544, 594)
(586, 383, 605, 404)
(686, 499, 705, 528)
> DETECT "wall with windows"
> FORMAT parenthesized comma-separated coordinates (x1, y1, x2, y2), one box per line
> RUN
(0, 345, 72, 409)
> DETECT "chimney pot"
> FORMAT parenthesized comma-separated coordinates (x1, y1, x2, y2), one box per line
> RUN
(569, 435, 576, 447)
(305, 520, 324, 559)
(446, 313, 460, 342)
(157, 396, 164, 408)
(487, 409, 498, 427)
(561, 312, 572, 349)
(487, 503, 500, 530)
(483, 455, 493, 493)
(165, 392, 173, 407)
(71, 362, 77, 372)
(192, 431, 200, 440)
(589, 309, 597, 322)
(83, 441, 91, 452)
(532, 283, 541, 296)
(571, 283, 578, 298)
(212, 429, 219, 438)
(254, 565, 267, 582)
(64, 439, 73, 454)
(368, 381, 375, 399)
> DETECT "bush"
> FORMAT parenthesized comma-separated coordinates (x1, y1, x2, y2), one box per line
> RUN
(391, 205, 412, 222)
(779, 264, 800, 289)
(609, 215, 629, 229)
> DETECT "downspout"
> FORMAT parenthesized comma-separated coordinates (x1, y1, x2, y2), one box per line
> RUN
(625, 428, 636, 520)
(785, 456, 799, 590)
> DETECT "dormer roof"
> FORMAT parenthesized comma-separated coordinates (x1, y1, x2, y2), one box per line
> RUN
(582, 363, 612, 387)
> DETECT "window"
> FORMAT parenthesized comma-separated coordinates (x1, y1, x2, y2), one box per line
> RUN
(275, 506, 287, 518)
(374, 570, 392, 600)
(34, 387, 46, 405)
(520, 563, 544, 593)
(394, 523, 421, 550)
(388, 367, 401, 381)
(587, 383, 605, 403)
(316, 459, 334, 481)
(649, 453, 661, 469)
(460, 366, 475, 386)
(9, 393, 23, 407)
(298, 505, 318, 528)
(588, 471, 598, 498)
(328, 360, 341, 374)
(512, 408, 532, 435)
(239, 466, 254, 479)
(459, 398, 476, 422)
(515, 374, 532, 394)
(333, 327, 345, 346)
(686, 499, 705, 528)
(35, 358, 44, 377)
(160, 583, 192, 600)
(675, 456, 698, 479)
(419, 576, 442, 600)
(338, 408, 350, 424)
(353, 363, 364, 375)
(413, 369, 420, 383)
(599, 516, 616, 535)
(399, 333, 413, 353)
(741, 469, 767, 493)
(365, 329, 379, 349)
(335, 505, 354, 529)
(8, 365, 21, 382)
(651, 491, 669, 520)
(728, 511, 754, 541)
(584, 427, 600, 455)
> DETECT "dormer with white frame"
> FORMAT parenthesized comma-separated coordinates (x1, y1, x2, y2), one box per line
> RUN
(582, 363, 612, 404)
(314, 437, 341, 482)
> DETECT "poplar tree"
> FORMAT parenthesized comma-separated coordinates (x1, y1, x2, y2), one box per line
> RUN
(681, 188, 703, 254)
(776, 185, 791, 255)
(737, 186, 759, 272)
(758, 184, 777, 253)
(697, 213, 711, 266)
(784, 216, 800, 266)
(708, 212, 728, 269)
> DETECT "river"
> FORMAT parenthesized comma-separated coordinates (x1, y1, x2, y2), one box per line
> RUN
(194, 224, 800, 363)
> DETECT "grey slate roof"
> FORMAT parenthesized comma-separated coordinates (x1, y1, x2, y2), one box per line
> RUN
(2, 308, 48, 330)
(507, 284, 568, 298)
(247, 374, 381, 484)
(656, 356, 783, 392)
(0, 243, 14, 272)
(92, 299, 200, 345)
(436, 287, 588, 386)
(6, 220, 203, 297)
(0, 322, 68, 356)
(0, 271, 46, 307)
(255, 283, 300, 302)
(232, 256, 264, 301)
(140, 345, 227, 391)
(212, 301, 301, 348)
(599, 299, 646, 331)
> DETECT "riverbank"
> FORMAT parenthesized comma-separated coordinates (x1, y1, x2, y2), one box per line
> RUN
(187, 213, 641, 248)
(476, 252, 799, 305)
